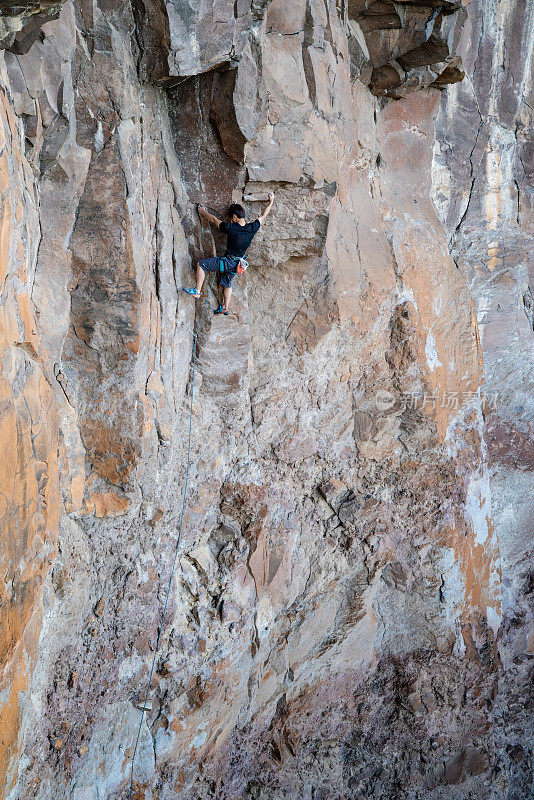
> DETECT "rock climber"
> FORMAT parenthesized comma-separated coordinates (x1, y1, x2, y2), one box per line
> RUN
(183, 192, 275, 316)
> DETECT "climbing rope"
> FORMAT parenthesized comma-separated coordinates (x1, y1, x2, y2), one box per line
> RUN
(128, 271, 216, 799)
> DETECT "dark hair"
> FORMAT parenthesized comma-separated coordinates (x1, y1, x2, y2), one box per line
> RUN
(228, 203, 246, 220)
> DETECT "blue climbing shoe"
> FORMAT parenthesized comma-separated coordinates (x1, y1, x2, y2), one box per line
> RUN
(183, 287, 200, 298)
(214, 304, 229, 316)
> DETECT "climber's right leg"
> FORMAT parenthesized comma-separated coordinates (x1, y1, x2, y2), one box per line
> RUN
(214, 271, 234, 316)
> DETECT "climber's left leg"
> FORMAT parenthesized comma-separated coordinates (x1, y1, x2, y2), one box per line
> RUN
(183, 257, 219, 299)
(195, 262, 205, 294)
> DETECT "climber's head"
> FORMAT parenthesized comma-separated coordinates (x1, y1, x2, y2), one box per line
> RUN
(228, 203, 246, 223)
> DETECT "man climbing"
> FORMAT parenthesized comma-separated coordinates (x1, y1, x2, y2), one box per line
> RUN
(183, 192, 275, 316)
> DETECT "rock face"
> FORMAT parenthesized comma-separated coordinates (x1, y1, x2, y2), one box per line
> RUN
(0, 1, 63, 50)
(432, 0, 534, 794)
(0, 2, 530, 799)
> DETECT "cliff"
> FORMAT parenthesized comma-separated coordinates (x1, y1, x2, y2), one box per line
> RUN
(0, 1, 531, 799)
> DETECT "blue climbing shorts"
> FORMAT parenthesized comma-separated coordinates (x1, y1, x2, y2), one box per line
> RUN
(198, 256, 238, 289)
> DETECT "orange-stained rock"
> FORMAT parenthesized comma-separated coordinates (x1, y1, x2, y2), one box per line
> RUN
(0, 85, 60, 796)
(0, 656, 29, 800)
(84, 490, 130, 519)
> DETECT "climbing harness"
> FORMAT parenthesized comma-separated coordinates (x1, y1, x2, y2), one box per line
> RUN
(128, 271, 216, 799)
(218, 256, 247, 275)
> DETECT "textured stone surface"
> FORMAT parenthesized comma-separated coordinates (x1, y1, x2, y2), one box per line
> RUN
(0, 1, 63, 50)
(348, 0, 466, 97)
(0, 1, 530, 799)
(432, 0, 534, 794)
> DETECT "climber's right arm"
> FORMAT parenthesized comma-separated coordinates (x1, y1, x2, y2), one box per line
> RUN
(198, 205, 222, 228)
(258, 191, 275, 225)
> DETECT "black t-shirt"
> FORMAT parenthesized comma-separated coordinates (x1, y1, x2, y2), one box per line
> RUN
(219, 219, 260, 260)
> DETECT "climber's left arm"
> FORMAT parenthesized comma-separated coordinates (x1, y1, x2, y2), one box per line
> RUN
(198, 205, 222, 228)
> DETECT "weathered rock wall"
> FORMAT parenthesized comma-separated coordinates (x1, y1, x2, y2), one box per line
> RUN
(0, 1, 530, 799)
(433, 0, 534, 793)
